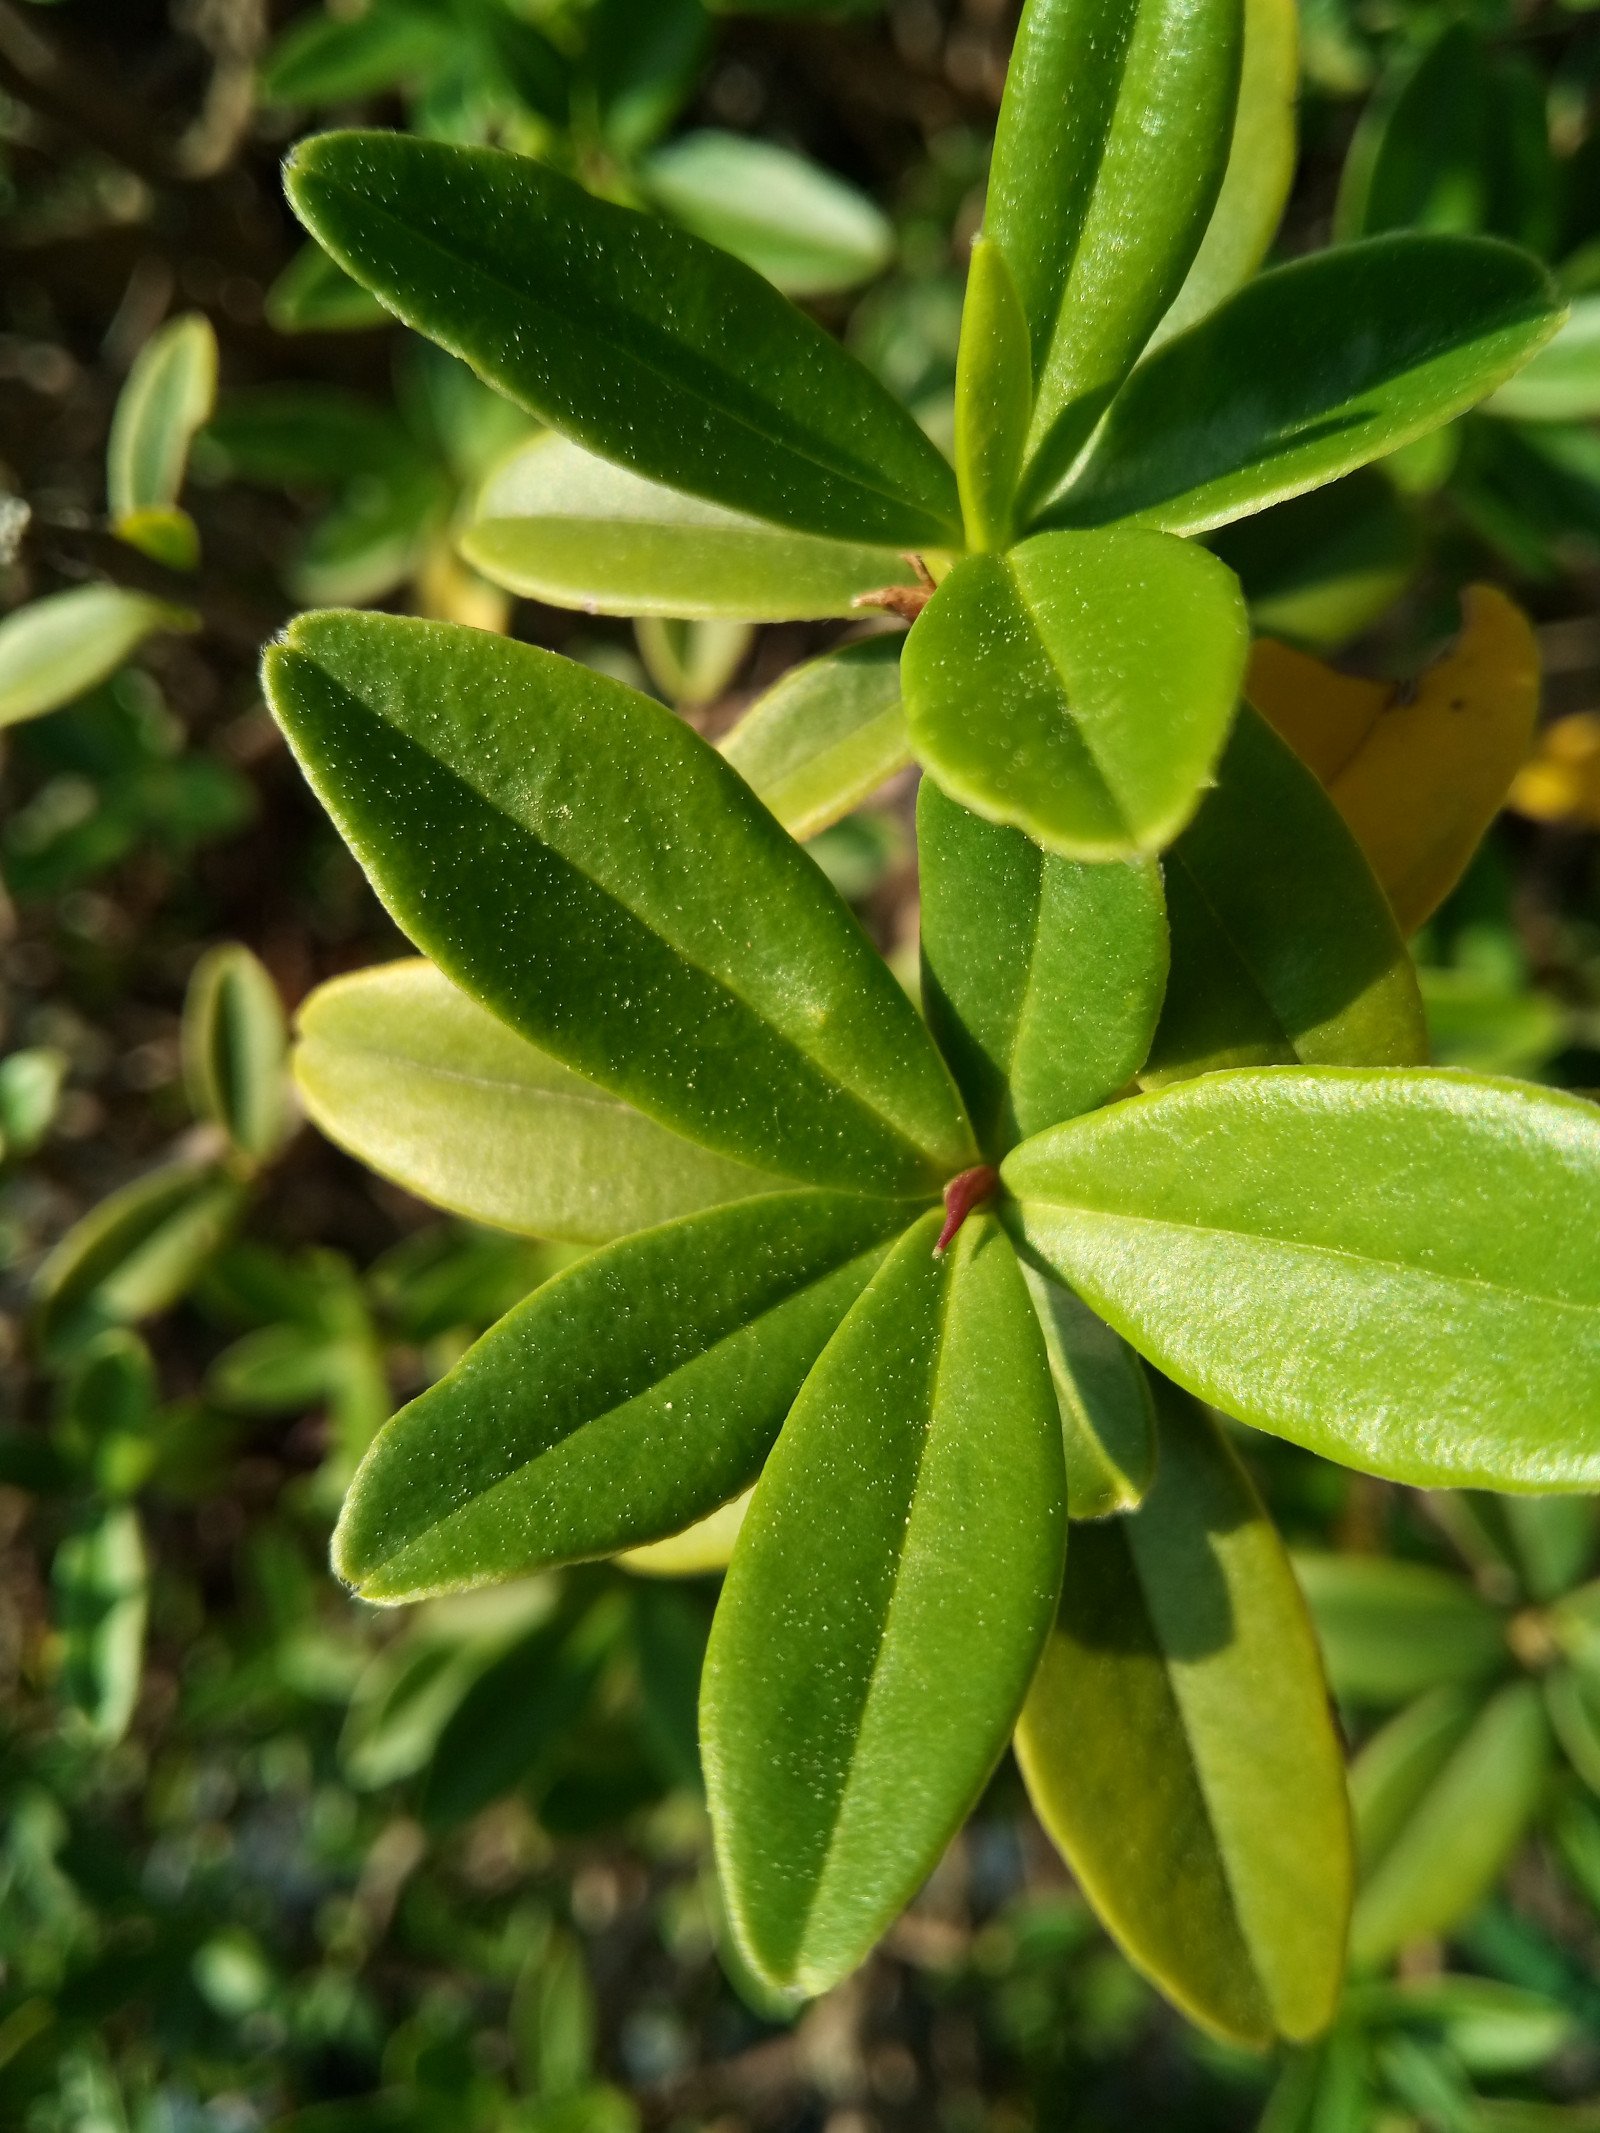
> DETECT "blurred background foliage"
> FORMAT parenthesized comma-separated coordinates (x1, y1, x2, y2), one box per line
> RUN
(3, 0, 1600, 2128)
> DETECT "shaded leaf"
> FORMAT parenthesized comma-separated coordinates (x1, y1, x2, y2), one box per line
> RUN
(719, 637, 909, 841)
(53, 1505, 147, 1745)
(642, 132, 893, 298)
(1022, 1268, 1156, 1518)
(265, 241, 390, 334)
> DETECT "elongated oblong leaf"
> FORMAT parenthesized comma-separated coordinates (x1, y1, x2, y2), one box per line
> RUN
(1294, 1555, 1508, 1707)
(955, 238, 1032, 551)
(295, 961, 777, 1241)
(107, 312, 216, 569)
(1144, 705, 1428, 1084)
(1488, 297, 1600, 424)
(286, 131, 960, 547)
(463, 434, 921, 621)
(703, 1211, 1066, 1994)
(903, 528, 1248, 859)
(985, 0, 1244, 501)
(183, 943, 288, 1164)
(0, 587, 193, 730)
(1005, 1069, 1600, 1489)
(1023, 1268, 1156, 1518)
(719, 638, 909, 841)
(918, 778, 1167, 1154)
(265, 613, 973, 1196)
(335, 1193, 910, 1601)
(1047, 235, 1564, 537)
(1016, 1383, 1349, 2046)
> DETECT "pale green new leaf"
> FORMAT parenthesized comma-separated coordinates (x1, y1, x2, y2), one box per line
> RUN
(703, 1211, 1066, 1994)
(955, 238, 1032, 551)
(1005, 1069, 1600, 1489)
(903, 528, 1248, 860)
(1144, 705, 1428, 1084)
(286, 132, 961, 547)
(265, 613, 974, 1195)
(1015, 1381, 1350, 2047)
(294, 961, 778, 1242)
(984, 0, 1244, 504)
(719, 637, 909, 841)
(1048, 236, 1565, 536)
(463, 434, 924, 621)
(0, 586, 194, 730)
(1485, 297, 1600, 424)
(635, 617, 753, 708)
(183, 943, 289, 1165)
(1351, 1682, 1550, 1966)
(106, 312, 216, 570)
(1023, 1267, 1156, 1519)
(1294, 1555, 1508, 1707)
(917, 778, 1167, 1154)
(334, 1193, 911, 1601)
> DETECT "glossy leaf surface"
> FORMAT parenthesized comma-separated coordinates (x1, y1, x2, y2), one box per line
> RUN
(703, 1212, 1065, 1994)
(265, 613, 974, 1195)
(903, 529, 1248, 859)
(984, 0, 1243, 501)
(1005, 1069, 1600, 1489)
(955, 238, 1032, 551)
(286, 132, 961, 547)
(1246, 587, 1540, 935)
(1294, 1555, 1508, 1707)
(1016, 1383, 1349, 2046)
(1023, 1268, 1156, 1519)
(0, 587, 193, 730)
(463, 434, 923, 621)
(1144, 705, 1427, 1084)
(917, 778, 1167, 1153)
(1351, 1682, 1550, 1966)
(183, 944, 288, 1165)
(719, 638, 909, 841)
(335, 1194, 909, 1601)
(295, 961, 777, 1242)
(1048, 236, 1564, 536)
(640, 132, 893, 298)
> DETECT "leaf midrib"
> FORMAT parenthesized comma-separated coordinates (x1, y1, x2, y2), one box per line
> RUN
(1007, 565, 1136, 843)
(310, 167, 957, 538)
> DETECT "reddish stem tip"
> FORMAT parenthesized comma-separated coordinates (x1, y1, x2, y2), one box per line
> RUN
(933, 1164, 999, 1256)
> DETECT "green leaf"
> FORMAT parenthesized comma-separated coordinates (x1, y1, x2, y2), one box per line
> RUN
(634, 617, 753, 708)
(640, 132, 893, 298)
(917, 778, 1167, 1154)
(584, 0, 706, 155)
(334, 1193, 909, 1601)
(902, 529, 1248, 860)
(34, 1160, 247, 1360)
(106, 313, 216, 567)
(1207, 471, 1422, 652)
(285, 132, 961, 547)
(718, 637, 909, 840)
(1147, 0, 1298, 348)
(270, 614, 977, 1203)
(295, 960, 775, 1243)
(266, 613, 974, 1195)
(201, 387, 411, 486)
(1045, 236, 1565, 537)
(1004, 1069, 1600, 1489)
(462, 433, 926, 622)
(1144, 705, 1428, 1084)
(0, 587, 194, 730)
(1350, 1681, 1550, 1966)
(290, 461, 452, 608)
(260, 3, 449, 105)
(0, 1046, 66, 1156)
(954, 237, 1032, 551)
(703, 1210, 1066, 1994)
(1486, 297, 1600, 423)
(1505, 1497, 1595, 1605)
(182, 944, 288, 1164)
(1023, 1267, 1156, 1518)
(264, 241, 390, 334)
(984, 0, 1245, 504)
(1015, 1381, 1349, 2047)
(53, 1504, 147, 1746)
(1293, 1555, 1508, 1707)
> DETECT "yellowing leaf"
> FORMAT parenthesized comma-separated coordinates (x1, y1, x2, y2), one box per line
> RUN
(619, 1490, 751, 1577)
(1508, 712, 1600, 830)
(1245, 584, 1539, 934)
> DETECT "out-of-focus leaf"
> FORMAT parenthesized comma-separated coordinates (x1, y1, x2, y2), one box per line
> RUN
(62, 1329, 159, 1497)
(289, 460, 453, 607)
(0, 1046, 65, 1155)
(642, 132, 893, 298)
(0, 588, 194, 730)
(1006, 1069, 1600, 1491)
(1509, 710, 1600, 830)
(1207, 470, 1421, 651)
(620, 1490, 751, 1578)
(1144, 705, 1427, 1084)
(182, 944, 288, 1165)
(1023, 1268, 1156, 1519)
(634, 617, 753, 707)
(1246, 586, 1540, 935)
(265, 242, 391, 334)
(703, 1212, 1065, 1995)
(260, 2, 450, 105)
(464, 433, 925, 621)
(585, 0, 707, 154)
(286, 132, 962, 547)
(52, 1504, 147, 1745)
(1487, 296, 1600, 423)
(1016, 1381, 1349, 2047)
(719, 637, 908, 841)
(201, 387, 411, 486)
(106, 313, 216, 570)
(1294, 1554, 1508, 1706)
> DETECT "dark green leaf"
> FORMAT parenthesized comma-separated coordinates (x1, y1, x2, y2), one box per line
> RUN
(703, 1211, 1065, 1993)
(182, 944, 288, 1164)
(265, 612, 974, 1194)
(285, 132, 961, 546)
(53, 1505, 147, 1745)
(260, 3, 450, 105)
(264, 242, 390, 334)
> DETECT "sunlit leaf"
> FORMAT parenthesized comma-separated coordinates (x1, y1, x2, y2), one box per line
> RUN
(719, 637, 909, 841)
(0, 587, 194, 730)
